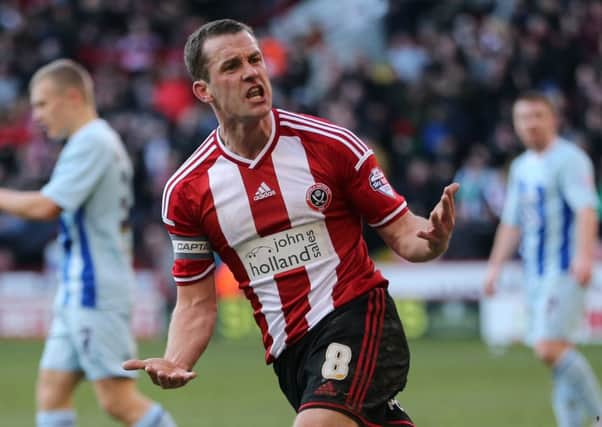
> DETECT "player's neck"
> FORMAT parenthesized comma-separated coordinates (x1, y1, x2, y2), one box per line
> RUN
(219, 113, 273, 160)
(531, 136, 557, 154)
(68, 108, 99, 137)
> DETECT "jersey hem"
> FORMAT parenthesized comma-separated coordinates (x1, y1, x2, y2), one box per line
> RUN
(173, 264, 216, 284)
(368, 202, 408, 228)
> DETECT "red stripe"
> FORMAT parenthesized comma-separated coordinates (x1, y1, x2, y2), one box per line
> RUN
(237, 158, 290, 236)
(240, 280, 274, 361)
(298, 401, 416, 427)
(299, 126, 384, 309)
(169, 172, 216, 280)
(346, 290, 376, 408)
(350, 289, 383, 410)
(355, 288, 387, 410)
(299, 401, 380, 427)
(274, 266, 310, 346)
(162, 132, 215, 216)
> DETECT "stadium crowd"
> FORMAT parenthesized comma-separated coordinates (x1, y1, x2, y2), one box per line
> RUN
(0, 0, 600, 270)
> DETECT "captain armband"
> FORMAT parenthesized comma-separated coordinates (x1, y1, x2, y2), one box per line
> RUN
(169, 234, 213, 260)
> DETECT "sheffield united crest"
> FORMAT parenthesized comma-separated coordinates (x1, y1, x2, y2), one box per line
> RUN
(306, 183, 332, 211)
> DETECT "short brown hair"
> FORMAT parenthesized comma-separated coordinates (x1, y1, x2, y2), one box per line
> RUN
(30, 59, 95, 104)
(184, 19, 254, 82)
(514, 90, 556, 114)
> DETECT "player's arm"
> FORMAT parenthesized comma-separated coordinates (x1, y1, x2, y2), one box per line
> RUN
(483, 223, 520, 296)
(377, 183, 459, 262)
(123, 274, 217, 389)
(164, 274, 218, 371)
(572, 206, 598, 286)
(0, 188, 61, 220)
(560, 149, 599, 287)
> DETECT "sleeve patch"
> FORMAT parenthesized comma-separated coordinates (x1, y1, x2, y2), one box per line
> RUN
(170, 234, 212, 260)
(369, 167, 396, 198)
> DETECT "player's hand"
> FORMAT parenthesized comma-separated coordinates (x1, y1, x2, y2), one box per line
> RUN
(122, 358, 197, 389)
(571, 256, 593, 288)
(483, 270, 497, 297)
(416, 183, 460, 254)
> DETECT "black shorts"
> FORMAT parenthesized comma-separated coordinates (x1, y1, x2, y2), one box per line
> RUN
(273, 287, 414, 427)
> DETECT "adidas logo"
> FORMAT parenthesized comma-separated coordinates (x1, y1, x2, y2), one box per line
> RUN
(253, 182, 276, 201)
(314, 381, 337, 397)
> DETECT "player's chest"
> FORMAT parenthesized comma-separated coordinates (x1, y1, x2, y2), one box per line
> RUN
(516, 164, 562, 209)
(201, 155, 342, 244)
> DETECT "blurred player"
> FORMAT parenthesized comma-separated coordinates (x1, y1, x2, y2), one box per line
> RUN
(123, 19, 459, 427)
(484, 92, 602, 426)
(0, 59, 175, 427)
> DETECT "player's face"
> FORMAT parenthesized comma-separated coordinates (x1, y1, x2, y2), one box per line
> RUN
(30, 78, 71, 140)
(512, 100, 557, 151)
(197, 31, 272, 123)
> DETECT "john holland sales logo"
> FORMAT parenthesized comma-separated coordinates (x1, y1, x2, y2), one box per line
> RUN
(239, 222, 331, 280)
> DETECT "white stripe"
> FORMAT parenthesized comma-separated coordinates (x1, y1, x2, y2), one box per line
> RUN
(355, 150, 373, 171)
(161, 132, 215, 218)
(271, 135, 338, 332)
(173, 264, 216, 282)
(368, 201, 408, 227)
(209, 157, 258, 247)
(278, 109, 371, 153)
(304, 258, 337, 329)
(278, 110, 371, 153)
(261, 182, 271, 192)
(162, 144, 217, 226)
(250, 278, 288, 358)
(208, 156, 286, 354)
(280, 114, 374, 170)
(280, 121, 363, 160)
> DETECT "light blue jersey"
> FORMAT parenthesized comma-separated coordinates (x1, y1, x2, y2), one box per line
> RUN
(501, 138, 598, 280)
(41, 119, 135, 313)
(501, 137, 597, 346)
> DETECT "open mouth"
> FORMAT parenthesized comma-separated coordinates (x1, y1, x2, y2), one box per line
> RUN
(246, 85, 264, 99)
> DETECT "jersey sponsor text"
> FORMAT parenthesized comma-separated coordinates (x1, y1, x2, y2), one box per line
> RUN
(237, 222, 331, 280)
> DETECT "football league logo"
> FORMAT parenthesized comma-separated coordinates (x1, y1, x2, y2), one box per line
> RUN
(369, 168, 395, 198)
(306, 183, 332, 211)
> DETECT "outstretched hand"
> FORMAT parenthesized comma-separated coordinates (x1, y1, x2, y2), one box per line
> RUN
(416, 183, 460, 254)
(122, 358, 196, 389)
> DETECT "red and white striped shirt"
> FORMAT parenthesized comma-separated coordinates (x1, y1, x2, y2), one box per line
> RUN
(162, 109, 408, 362)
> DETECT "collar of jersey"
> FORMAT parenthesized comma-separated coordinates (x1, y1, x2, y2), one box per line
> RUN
(215, 110, 278, 169)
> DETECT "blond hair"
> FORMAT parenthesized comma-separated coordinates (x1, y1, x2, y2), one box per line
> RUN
(30, 59, 95, 104)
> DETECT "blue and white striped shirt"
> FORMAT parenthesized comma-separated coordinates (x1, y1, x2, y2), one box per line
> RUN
(501, 138, 597, 280)
(42, 119, 135, 312)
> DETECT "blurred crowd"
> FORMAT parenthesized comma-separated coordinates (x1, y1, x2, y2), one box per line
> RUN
(0, 0, 601, 271)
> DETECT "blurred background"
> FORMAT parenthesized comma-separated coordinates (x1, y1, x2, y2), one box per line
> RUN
(0, 0, 601, 426)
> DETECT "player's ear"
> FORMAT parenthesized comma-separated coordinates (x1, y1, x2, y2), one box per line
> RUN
(65, 86, 84, 104)
(192, 80, 212, 104)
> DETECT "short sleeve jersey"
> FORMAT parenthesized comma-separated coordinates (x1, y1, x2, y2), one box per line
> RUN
(42, 119, 135, 313)
(501, 138, 597, 279)
(162, 109, 408, 361)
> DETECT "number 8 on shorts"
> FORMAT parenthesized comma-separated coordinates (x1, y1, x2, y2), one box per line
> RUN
(321, 343, 352, 380)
